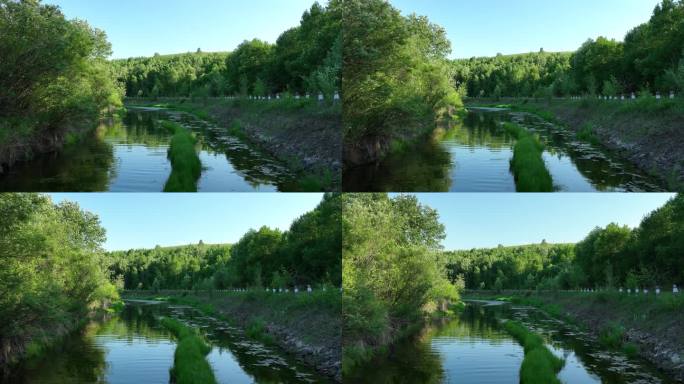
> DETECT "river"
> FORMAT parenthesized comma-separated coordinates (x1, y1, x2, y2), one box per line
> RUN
(345, 302, 676, 384)
(2, 301, 329, 384)
(0, 108, 296, 192)
(343, 109, 665, 192)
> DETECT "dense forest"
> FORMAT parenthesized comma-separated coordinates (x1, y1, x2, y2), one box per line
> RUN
(109, 193, 341, 291)
(112, 1, 341, 99)
(447, 194, 684, 291)
(342, 0, 463, 166)
(342, 194, 460, 371)
(453, 0, 684, 97)
(0, 0, 122, 168)
(0, 194, 119, 365)
(446, 243, 577, 291)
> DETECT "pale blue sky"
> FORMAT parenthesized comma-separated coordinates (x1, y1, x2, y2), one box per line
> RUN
(411, 193, 676, 250)
(45, 0, 325, 59)
(391, 0, 662, 58)
(49, 193, 324, 251)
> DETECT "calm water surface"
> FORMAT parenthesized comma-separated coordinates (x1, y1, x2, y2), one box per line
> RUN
(344, 109, 664, 192)
(2, 302, 329, 384)
(0, 108, 295, 192)
(346, 302, 676, 384)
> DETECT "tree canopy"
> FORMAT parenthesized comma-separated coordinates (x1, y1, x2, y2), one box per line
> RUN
(453, 0, 684, 97)
(0, 194, 119, 364)
(342, 0, 463, 151)
(112, 1, 341, 99)
(0, 0, 122, 156)
(109, 193, 342, 291)
(342, 193, 460, 369)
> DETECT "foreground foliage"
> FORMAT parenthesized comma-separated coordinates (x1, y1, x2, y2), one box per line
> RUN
(160, 318, 216, 384)
(342, 194, 461, 371)
(342, 0, 463, 164)
(0, 194, 119, 364)
(0, 0, 122, 161)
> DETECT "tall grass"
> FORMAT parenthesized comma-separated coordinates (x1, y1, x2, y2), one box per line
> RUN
(161, 121, 202, 192)
(504, 321, 564, 384)
(503, 122, 553, 192)
(160, 317, 216, 384)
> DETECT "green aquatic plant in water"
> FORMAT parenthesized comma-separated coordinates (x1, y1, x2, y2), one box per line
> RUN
(160, 317, 216, 384)
(504, 320, 564, 384)
(503, 122, 553, 192)
(161, 121, 202, 192)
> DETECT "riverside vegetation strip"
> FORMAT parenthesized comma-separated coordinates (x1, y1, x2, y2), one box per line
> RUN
(161, 121, 202, 192)
(503, 320, 564, 384)
(502, 122, 554, 192)
(475, 97, 684, 189)
(160, 317, 217, 384)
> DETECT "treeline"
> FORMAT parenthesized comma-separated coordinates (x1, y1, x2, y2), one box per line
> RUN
(342, 194, 460, 371)
(452, 52, 573, 99)
(576, 194, 684, 289)
(0, 194, 119, 365)
(446, 243, 577, 291)
(447, 194, 683, 291)
(112, 2, 340, 99)
(0, 0, 122, 167)
(343, 0, 463, 166)
(109, 193, 341, 291)
(454, 0, 684, 97)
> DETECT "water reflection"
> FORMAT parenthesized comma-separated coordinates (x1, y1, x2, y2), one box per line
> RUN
(346, 303, 676, 384)
(0, 108, 296, 192)
(2, 303, 329, 384)
(345, 305, 524, 384)
(343, 109, 665, 192)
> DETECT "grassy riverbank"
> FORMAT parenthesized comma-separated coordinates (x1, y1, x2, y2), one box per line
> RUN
(466, 97, 684, 190)
(123, 289, 342, 381)
(160, 121, 202, 192)
(503, 321, 564, 384)
(160, 317, 217, 384)
(465, 290, 684, 381)
(502, 122, 553, 192)
(126, 97, 341, 191)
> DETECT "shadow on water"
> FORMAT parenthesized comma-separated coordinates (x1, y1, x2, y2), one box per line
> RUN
(343, 110, 665, 192)
(346, 303, 678, 384)
(0, 108, 297, 192)
(2, 303, 329, 384)
(345, 304, 524, 384)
